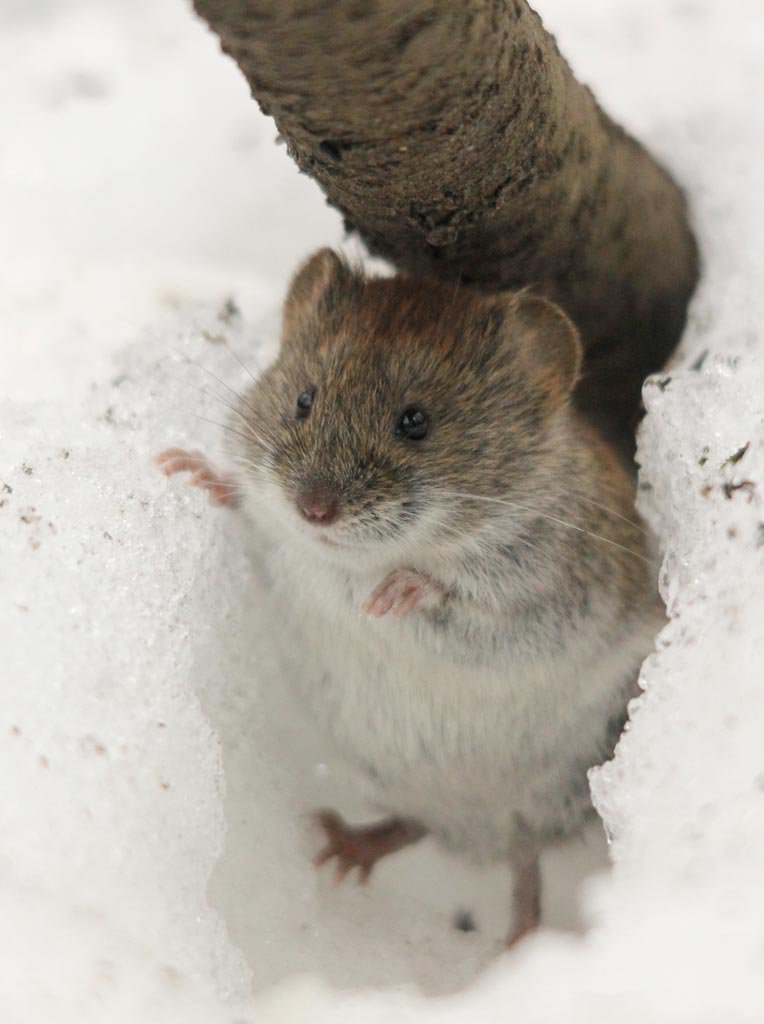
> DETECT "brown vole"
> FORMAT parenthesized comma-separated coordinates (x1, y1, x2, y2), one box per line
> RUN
(158, 249, 662, 946)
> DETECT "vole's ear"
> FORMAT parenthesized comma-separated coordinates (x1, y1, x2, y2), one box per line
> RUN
(282, 248, 353, 339)
(504, 292, 582, 403)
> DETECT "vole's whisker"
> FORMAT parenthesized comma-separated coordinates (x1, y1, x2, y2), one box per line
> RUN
(436, 490, 652, 565)
(434, 517, 542, 559)
(177, 405, 279, 452)
(168, 345, 259, 419)
(191, 414, 265, 449)
(442, 271, 464, 320)
(223, 338, 263, 388)
(169, 375, 262, 435)
(541, 482, 648, 535)
(443, 476, 645, 537)
(232, 453, 270, 473)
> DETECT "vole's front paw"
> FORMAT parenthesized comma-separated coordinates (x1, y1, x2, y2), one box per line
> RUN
(156, 448, 239, 508)
(363, 569, 446, 618)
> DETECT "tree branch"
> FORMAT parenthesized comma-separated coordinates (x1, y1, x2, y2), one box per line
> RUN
(193, 0, 698, 448)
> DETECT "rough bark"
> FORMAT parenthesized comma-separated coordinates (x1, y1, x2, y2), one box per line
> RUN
(193, 0, 698, 452)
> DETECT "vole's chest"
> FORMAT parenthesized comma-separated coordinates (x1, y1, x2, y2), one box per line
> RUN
(261, 545, 643, 859)
(274, 557, 566, 772)
(292, 595, 524, 781)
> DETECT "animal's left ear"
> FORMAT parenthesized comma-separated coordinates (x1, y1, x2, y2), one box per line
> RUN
(282, 248, 354, 340)
(504, 293, 582, 403)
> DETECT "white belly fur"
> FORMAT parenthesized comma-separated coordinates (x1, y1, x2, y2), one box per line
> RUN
(264, 540, 654, 864)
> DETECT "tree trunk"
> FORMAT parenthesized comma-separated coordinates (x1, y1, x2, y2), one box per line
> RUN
(193, 0, 698, 453)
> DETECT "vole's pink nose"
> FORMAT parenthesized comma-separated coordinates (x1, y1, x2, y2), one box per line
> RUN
(297, 486, 340, 526)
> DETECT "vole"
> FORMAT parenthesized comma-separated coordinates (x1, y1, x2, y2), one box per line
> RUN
(158, 249, 662, 946)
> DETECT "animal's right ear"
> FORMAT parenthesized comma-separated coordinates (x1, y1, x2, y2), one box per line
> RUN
(510, 293, 582, 403)
(282, 248, 352, 340)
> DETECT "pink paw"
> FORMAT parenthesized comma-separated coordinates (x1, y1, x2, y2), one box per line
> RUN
(312, 810, 425, 885)
(363, 569, 446, 619)
(156, 448, 239, 508)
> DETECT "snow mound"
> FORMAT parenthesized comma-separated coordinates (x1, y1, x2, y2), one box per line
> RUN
(1, 0, 763, 1021)
(0, 315, 256, 1020)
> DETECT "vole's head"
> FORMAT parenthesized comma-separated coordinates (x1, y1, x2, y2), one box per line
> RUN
(236, 249, 581, 564)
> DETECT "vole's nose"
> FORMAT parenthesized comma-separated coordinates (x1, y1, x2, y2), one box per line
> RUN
(297, 485, 340, 526)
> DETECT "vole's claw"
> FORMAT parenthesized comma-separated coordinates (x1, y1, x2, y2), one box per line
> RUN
(312, 809, 425, 885)
(313, 809, 376, 884)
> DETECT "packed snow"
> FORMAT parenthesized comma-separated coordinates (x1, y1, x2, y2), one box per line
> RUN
(1, 0, 762, 1021)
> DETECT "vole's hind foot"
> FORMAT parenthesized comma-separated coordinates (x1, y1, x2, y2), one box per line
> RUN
(506, 856, 541, 949)
(312, 810, 426, 885)
(156, 448, 239, 508)
(363, 569, 446, 618)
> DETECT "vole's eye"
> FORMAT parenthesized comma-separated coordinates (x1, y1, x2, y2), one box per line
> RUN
(396, 406, 429, 441)
(296, 389, 315, 419)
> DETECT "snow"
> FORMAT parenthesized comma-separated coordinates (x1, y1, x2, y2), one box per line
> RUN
(1, 0, 762, 1021)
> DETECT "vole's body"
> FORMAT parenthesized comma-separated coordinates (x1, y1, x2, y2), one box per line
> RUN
(160, 249, 662, 941)
(247, 417, 656, 865)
